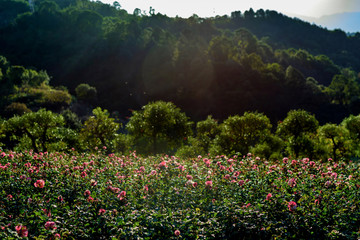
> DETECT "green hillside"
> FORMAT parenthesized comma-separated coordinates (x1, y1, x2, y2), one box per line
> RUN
(0, 0, 360, 123)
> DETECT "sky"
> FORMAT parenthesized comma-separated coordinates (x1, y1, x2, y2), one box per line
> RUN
(100, 0, 360, 18)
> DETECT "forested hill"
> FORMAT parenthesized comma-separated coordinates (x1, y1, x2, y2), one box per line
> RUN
(1, 0, 360, 123)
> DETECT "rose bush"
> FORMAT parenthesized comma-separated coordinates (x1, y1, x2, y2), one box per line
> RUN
(0, 149, 359, 239)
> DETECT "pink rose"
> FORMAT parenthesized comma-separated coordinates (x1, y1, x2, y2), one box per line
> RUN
(15, 225, 28, 237)
(238, 180, 245, 186)
(288, 201, 297, 212)
(45, 221, 57, 230)
(118, 191, 126, 200)
(34, 179, 45, 188)
(266, 193, 272, 201)
(288, 178, 296, 188)
(158, 161, 167, 169)
(174, 230, 180, 236)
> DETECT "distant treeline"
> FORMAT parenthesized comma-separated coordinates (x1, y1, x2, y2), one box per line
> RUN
(1, 0, 360, 124)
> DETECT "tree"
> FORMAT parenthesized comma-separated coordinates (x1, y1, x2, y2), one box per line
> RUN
(195, 115, 220, 153)
(75, 83, 97, 104)
(22, 69, 50, 86)
(244, 8, 255, 19)
(325, 74, 359, 105)
(319, 124, 352, 161)
(341, 114, 360, 157)
(75, 10, 103, 35)
(285, 65, 306, 89)
(5, 102, 31, 117)
(277, 109, 319, 158)
(212, 112, 272, 155)
(113, 1, 121, 9)
(79, 107, 120, 152)
(133, 8, 141, 16)
(5, 109, 65, 152)
(126, 101, 192, 154)
(6, 66, 27, 86)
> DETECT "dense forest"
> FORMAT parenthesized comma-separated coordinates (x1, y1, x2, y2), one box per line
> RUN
(1, 0, 360, 124)
(1, 0, 360, 159)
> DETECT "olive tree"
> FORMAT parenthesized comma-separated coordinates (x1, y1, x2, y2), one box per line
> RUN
(126, 101, 192, 154)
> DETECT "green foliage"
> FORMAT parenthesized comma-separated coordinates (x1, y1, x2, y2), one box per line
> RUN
(0, 56, 10, 71)
(4, 102, 31, 117)
(10, 83, 72, 111)
(0, 151, 359, 239)
(60, 109, 82, 131)
(1, 0, 359, 122)
(22, 69, 50, 87)
(212, 112, 272, 155)
(325, 73, 360, 105)
(4, 109, 65, 152)
(79, 107, 120, 152)
(277, 109, 319, 158)
(250, 134, 284, 160)
(175, 137, 206, 158)
(341, 114, 360, 158)
(5, 67, 50, 87)
(195, 115, 220, 153)
(6, 65, 26, 86)
(113, 133, 133, 154)
(318, 124, 352, 161)
(75, 83, 97, 104)
(126, 101, 192, 154)
(0, 0, 29, 27)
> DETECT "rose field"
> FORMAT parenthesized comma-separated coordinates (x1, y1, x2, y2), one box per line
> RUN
(0, 149, 359, 239)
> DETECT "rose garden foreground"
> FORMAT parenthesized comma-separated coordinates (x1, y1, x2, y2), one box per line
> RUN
(0, 150, 359, 239)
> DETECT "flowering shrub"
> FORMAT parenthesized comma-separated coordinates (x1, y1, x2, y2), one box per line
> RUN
(0, 150, 359, 239)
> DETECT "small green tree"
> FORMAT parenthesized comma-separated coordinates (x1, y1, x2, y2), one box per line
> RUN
(325, 74, 360, 105)
(211, 112, 272, 155)
(277, 109, 319, 158)
(5, 109, 65, 152)
(250, 134, 284, 160)
(79, 107, 120, 152)
(5, 102, 31, 117)
(176, 116, 220, 158)
(195, 115, 220, 153)
(75, 83, 97, 104)
(341, 114, 360, 157)
(318, 123, 352, 161)
(126, 101, 192, 154)
(6, 65, 26, 86)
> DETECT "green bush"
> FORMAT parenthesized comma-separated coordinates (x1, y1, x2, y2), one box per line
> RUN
(126, 101, 193, 155)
